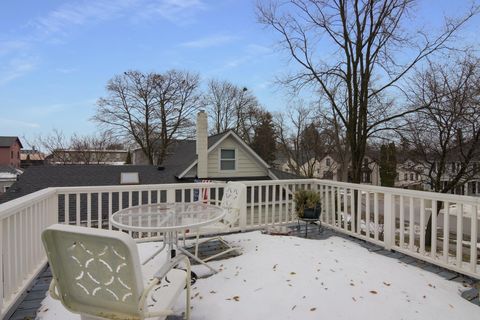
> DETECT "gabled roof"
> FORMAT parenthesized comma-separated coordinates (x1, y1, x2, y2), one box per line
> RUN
(176, 130, 271, 179)
(0, 136, 22, 148)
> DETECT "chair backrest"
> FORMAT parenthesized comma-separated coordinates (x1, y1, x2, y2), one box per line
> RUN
(42, 224, 144, 319)
(221, 182, 246, 226)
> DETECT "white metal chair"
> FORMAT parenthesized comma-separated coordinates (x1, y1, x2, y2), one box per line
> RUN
(42, 224, 191, 320)
(192, 181, 246, 262)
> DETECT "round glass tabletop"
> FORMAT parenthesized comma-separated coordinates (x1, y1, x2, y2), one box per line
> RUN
(110, 202, 225, 232)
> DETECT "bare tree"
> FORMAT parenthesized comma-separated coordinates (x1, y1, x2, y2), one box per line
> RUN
(153, 70, 201, 164)
(203, 79, 263, 144)
(257, 0, 479, 183)
(404, 55, 480, 245)
(274, 103, 332, 177)
(35, 129, 70, 164)
(93, 70, 201, 165)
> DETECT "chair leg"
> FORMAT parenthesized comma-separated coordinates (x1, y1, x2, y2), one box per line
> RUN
(194, 232, 200, 257)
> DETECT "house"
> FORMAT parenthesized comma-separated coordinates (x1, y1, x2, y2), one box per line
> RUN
(133, 111, 293, 181)
(45, 149, 128, 165)
(395, 159, 425, 190)
(0, 136, 23, 169)
(0, 111, 298, 204)
(21, 148, 46, 168)
(0, 165, 22, 194)
(300, 154, 381, 185)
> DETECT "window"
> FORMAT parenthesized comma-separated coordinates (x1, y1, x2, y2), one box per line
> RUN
(404, 173, 408, 181)
(326, 158, 331, 166)
(410, 173, 414, 181)
(120, 172, 139, 184)
(451, 162, 455, 172)
(416, 173, 419, 181)
(220, 149, 235, 170)
(396, 172, 399, 181)
(11, 151, 13, 158)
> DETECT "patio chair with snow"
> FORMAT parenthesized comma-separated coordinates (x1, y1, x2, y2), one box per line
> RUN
(42, 224, 191, 320)
(192, 181, 246, 263)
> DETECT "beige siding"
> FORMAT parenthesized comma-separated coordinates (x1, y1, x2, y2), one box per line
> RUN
(206, 136, 267, 178)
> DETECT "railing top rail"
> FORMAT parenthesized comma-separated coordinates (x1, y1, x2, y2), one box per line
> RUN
(53, 181, 228, 193)
(0, 188, 56, 220)
(314, 179, 480, 205)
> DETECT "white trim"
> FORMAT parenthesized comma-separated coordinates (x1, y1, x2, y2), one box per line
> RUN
(178, 131, 271, 179)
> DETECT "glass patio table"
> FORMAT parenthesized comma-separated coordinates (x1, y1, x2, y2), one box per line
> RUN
(110, 202, 225, 273)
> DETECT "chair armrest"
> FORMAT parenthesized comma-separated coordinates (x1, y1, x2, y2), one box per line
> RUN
(153, 254, 190, 280)
(49, 278, 61, 300)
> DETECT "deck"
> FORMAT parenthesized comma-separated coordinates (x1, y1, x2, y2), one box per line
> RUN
(8, 223, 479, 320)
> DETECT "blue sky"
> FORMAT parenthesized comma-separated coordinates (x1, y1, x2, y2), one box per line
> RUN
(0, 0, 478, 144)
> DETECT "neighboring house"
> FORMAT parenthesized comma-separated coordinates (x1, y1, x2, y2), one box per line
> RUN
(46, 149, 128, 165)
(133, 111, 291, 181)
(0, 136, 23, 169)
(300, 154, 381, 185)
(0, 166, 22, 194)
(395, 159, 425, 190)
(21, 149, 46, 168)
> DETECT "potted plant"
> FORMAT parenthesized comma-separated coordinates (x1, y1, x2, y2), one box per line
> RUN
(294, 189, 321, 219)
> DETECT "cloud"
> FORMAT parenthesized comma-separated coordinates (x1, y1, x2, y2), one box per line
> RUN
(0, 118, 40, 129)
(181, 34, 238, 48)
(0, 40, 28, 56)
(140, 0, 206, 24)
(0, 57, 38, 86)
(33, 0, 138, 38)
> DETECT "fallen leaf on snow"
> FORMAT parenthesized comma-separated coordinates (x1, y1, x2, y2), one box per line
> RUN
(369, 290, 378, 294)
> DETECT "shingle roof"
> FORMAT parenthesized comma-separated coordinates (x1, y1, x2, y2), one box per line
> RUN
(159, 131, 230, 176)
(0, 165, 180, 203)
(0, 136, 22, 148)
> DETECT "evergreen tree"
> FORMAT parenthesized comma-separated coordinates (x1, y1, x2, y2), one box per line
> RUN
(379, 143, 396, 187)
(251, 112, 276, 165)
(125, 150, 132, 164)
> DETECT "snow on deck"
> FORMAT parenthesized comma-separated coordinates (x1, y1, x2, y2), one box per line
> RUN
(37, 231, 479, 320)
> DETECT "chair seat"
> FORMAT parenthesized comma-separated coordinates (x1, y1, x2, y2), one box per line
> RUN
(146, 269, 188, 319)
(190, 222, 229, 236)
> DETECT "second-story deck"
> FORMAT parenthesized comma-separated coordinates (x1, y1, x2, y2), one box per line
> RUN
(1, 179, 479, 319)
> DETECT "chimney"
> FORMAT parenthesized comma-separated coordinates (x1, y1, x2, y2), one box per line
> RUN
(196, 110, 208, 178)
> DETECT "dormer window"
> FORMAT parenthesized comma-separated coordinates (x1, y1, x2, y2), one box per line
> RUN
(326, 158, 331, 166)
(220, 149, 236, 170)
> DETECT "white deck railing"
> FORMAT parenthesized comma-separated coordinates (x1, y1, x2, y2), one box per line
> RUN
(1, 179, 479, 318)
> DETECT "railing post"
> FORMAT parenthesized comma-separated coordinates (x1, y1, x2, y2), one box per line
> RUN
(239, 186, 247, 232)
(383, 192, 395, 250)
(167, 188, 175, 203)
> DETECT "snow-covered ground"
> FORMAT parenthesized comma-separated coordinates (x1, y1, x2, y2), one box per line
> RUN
(37, 231, 479, 320)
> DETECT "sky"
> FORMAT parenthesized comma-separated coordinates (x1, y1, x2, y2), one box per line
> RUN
(0, 0, 478, 145)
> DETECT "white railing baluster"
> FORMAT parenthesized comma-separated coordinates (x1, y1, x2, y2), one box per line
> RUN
(409, 197, 414, 251)
(399, 195, 404, 247)
(456, 203, 463, 267)
(431, 200, 437, 258)
(470, 204, 478, 273)
(420, 198, 425, 254)
(374, 192, 379, 241)
(443, 201, 450, 264)
(87, 192, 91, 228)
